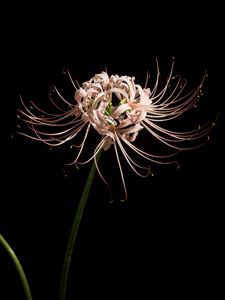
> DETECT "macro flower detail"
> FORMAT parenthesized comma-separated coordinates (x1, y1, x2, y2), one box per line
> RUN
(18, 58, 216, 201)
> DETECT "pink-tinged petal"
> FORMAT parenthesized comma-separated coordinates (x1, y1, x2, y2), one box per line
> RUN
(75, 88, 87, 102)
(128, 109, 147, 123)
(112, 103, 131, 118)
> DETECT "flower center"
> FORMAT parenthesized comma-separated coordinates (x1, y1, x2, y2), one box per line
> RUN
(74, 71, 148, 146)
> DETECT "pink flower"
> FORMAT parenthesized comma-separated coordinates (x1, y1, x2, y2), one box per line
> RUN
(18, 58, 216, 201)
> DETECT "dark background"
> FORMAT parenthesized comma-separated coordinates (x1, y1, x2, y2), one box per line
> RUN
(1, 2, 224, 300)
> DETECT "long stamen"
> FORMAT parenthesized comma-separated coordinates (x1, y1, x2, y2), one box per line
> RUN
(114, 142, 128, 202)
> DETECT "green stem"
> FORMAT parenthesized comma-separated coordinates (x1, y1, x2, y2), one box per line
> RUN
(0, 234, 33, 300)
(59, 151, 102, 300)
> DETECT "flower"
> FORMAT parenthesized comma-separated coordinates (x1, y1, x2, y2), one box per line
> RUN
(17, 58, 216, 201)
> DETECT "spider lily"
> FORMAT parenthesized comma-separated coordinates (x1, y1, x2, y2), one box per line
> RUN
(17, 58, 215, 201)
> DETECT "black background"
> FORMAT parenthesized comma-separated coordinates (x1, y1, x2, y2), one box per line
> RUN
(1, 2, 224, 300)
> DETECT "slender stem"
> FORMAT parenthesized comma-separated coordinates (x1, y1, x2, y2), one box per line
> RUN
(59, 151, 102, 300)
(0, 234, 33, 300)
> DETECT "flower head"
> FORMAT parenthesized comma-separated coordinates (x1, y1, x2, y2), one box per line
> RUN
(17, 58, 216, 201)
